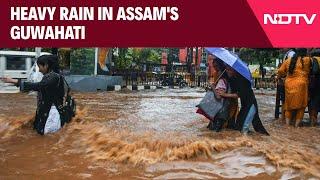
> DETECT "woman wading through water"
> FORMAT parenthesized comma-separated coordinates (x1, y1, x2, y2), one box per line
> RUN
(1, 55, 68, 135)
(217, 66, 269, 135)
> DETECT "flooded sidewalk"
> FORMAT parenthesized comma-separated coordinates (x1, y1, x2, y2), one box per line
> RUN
(0, 89, 320, 179)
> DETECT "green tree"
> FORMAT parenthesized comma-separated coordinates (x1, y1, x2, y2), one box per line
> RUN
(139, 48, 162, 63)
(113, 48, 164, 71)
(114, 48, 132, 70)
(58, 48, 71, 70)
(237, 48, 281, 66)
(147, 49, 161, 63)
(70, 48, 95, 75)
(126, 48, 141, 63)
(167, 48, 180, 64)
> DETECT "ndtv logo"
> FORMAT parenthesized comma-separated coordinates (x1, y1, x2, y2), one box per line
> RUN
(264, 14, 317, 25)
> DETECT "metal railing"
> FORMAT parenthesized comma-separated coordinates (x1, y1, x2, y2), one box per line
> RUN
(112, 70, 210, 88)
(253, 77, 277, 89)
(113, 70, 277, 89)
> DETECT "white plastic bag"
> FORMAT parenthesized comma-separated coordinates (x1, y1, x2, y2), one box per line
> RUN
(44, 106, 61, 134)
(30, 71, 43, 83)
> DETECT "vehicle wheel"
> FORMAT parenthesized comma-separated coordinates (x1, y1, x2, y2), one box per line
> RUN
(180, 82, 187, 87)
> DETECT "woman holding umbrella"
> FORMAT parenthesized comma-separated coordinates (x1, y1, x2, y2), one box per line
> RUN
(205, 48, 269, 135)
(217, 66, 269, 135)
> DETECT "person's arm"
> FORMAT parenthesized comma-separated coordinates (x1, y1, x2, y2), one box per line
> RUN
(216, 90, 239, 99)
(0, 77, 27, 92)
(0, 77, 18, 84)
(1, 74, 59, 92)
(277, 60, 288, 78)
(22, 74, 59, 92)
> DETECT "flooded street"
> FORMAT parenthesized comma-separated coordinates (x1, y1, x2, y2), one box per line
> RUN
(0, 88, 320, 179)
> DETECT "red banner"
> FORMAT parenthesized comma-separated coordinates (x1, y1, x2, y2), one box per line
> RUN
(1, 0, 319, 47)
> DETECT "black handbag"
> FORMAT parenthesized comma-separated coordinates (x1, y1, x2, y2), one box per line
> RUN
(56, 75, 76, 125)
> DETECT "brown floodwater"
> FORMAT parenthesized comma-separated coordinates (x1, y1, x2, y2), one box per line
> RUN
(0, 89, 319, 179)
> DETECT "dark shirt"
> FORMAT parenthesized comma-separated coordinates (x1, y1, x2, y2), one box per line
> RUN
(229, 75, 256, 107)
(18, 71, 64, 134)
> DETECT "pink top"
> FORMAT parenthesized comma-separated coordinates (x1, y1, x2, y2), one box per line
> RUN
(215, 79, 227, 92)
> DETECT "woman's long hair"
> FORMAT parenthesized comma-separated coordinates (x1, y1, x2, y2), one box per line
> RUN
(37, 55, 60, 74)
(288, 48, 307, 75)
(213, 58, 228, 81)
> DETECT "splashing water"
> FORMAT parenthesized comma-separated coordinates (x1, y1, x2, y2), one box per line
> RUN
(0, 89, 319, 179)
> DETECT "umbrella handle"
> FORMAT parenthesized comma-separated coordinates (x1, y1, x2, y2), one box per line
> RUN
(214, 69, 227, 84)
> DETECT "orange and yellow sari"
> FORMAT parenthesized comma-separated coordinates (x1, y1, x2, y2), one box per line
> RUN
(278, 57, 311, 111)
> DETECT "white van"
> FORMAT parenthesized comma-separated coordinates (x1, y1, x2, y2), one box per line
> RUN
(0, 50, 51, 93)
(0, 51, 52, 79)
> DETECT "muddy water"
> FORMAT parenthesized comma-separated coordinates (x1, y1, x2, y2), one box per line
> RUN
(0, 89, 319, 179)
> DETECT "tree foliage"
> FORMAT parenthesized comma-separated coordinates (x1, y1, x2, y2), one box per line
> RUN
(70, 48, 95, 75)
(114, 48, 131, 70)
(167, 48, 180, 64)
(114, 48, 163, 69)
(237, 48, 281, 66)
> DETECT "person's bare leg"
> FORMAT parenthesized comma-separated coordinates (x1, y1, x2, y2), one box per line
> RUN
(285, 110, 292, 126)
(295, 108, 305, 127)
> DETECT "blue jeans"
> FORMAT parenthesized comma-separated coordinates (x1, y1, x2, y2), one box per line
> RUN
(242, 104, 256, 133)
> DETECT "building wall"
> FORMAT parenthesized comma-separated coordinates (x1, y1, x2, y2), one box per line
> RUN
(179, 48, 187, 63)
(161, 52, 168, 64)
(177, 48, 203, 66)
(65, 75, 123, 92)
(160, 48, 207, 66)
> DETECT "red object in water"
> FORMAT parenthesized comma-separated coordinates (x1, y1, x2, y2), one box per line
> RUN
(196, 108, 213, 121)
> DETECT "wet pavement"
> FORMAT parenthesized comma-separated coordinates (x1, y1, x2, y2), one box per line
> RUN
(0, 88, 319, 179)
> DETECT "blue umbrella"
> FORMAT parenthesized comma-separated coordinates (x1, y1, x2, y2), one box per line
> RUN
(205, 47, 252, 82)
